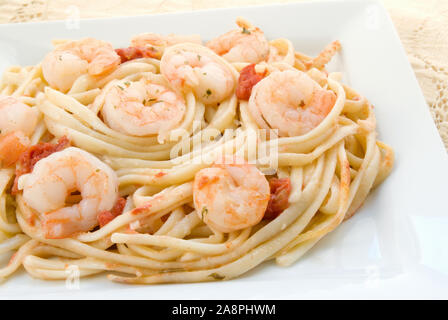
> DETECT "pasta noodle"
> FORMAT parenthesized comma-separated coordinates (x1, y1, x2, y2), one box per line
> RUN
(0, 17, 394, 284)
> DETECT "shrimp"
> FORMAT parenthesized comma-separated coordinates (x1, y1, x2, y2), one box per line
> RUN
(206, 17, 269, 64)
(160, 43, 236, 104)
(18, 147, 118, 239)
(42, 38, 121, 93)
(310, 40, 341, 70)
(0, 95, 38, 136)
(100, 78, 186, 136)
(248, 69, 336, 137)
(131, 33, 202, 48)
(0, 95, 39, 166)
(193, 156, 270, 233)
(115, 34, 202, 62)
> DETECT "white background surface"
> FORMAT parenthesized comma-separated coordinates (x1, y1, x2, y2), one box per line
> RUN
(0, 0, 447, 299)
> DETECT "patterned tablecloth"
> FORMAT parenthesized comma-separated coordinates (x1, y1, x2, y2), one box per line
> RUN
(1, 0, 447, 150)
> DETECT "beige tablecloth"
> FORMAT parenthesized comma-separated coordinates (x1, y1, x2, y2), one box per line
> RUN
(1, 0, 447, 150)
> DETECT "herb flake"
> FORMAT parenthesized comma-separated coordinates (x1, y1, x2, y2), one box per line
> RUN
(209, 273, 225, 280)
(203, 89, 212, 98)
(201, 207, 208, 220)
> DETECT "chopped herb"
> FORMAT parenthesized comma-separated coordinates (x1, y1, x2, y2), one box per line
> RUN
(124, 81, 130, 86)
(242, 27, 251, 35)
(160, 268, 184, 273)
(143, 98, 162, 106)
(209, 273, 225, 280)
(203, 72, 207, 76)
(201, 207, 208, 220)
(117, 85, 125, 91)
(197, 54, 201, 61)
(203, 89, 212, 98)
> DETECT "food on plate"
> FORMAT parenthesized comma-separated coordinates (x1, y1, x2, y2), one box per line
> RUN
(0, 18, 394, 284)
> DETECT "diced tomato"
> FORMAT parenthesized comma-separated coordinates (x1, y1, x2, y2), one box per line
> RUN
(12, 136, 70, 194)
(115, 46, 159, 63)
(155, 171, 167, 178)
(97, 197, 126, 227)
(264, 177, 292, 219)
(236, 64, 266, 100)
(0, 131, 30, 167)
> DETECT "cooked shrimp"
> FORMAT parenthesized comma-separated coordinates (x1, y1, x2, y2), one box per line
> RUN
(18, 147, 118, 239)
(295, 40, 341, 71)
(248, 69, 336, 137)
(0, 95, 39, 166)
(42, 38, 121, 93)
(311, 40, 341, 70)
(193, 156, 270, 233)
(0, 95, 38, 136)
(131, 33, 202, 48)
(206, 17, 269, 64)
(100, 78, 186, 136)
(160, 43, 236, 104)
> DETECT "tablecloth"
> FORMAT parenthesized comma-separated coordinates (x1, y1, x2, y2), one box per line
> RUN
(1, 0, 447, 150)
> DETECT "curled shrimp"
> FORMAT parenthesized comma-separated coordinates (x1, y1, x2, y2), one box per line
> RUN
(0, 95, 39, 166)
(42, 38, 121, 93)
(18, 147, 118, 239)
(193, 156, 270, 233)
(206, 17, 269, 64)
(0, 95, 38, 136)
(248, 69, 336, 137)
(160, 43, 236, 104)
(100, 77, 186, 137)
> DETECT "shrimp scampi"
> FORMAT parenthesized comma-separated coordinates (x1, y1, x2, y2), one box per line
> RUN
(0, 95, 39, 166)
(193, 156, 271, 233)
(0, 19, 395, 286)
(206, 17, 269, 64)
(99, 77, 187, 137)
(17, 147, 119, 239)
(248, 69, 336, 137)
(160, 43, 236, 104)
(42, 38, 121, 93)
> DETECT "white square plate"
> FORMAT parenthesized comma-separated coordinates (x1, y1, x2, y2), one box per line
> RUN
(0, 0, 447, 299)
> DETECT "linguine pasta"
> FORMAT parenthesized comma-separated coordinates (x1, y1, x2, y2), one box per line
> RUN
(0, 18, 393, 284)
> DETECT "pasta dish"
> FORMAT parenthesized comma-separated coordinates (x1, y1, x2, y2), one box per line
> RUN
(0, 18, 394, 284)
